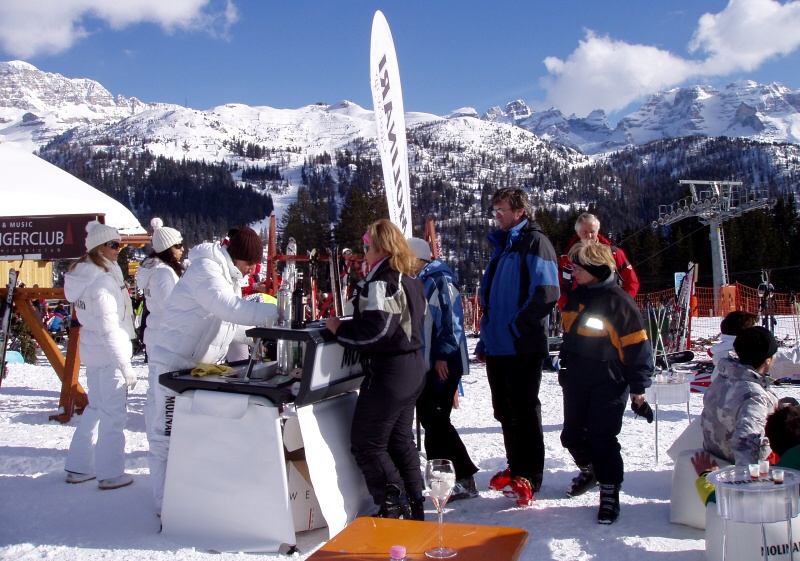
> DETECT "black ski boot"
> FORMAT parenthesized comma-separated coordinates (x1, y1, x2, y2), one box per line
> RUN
(597, 483, 621, 524)
(408, 491, 425, 521)
(566, 464, 598, 497)
(376, 484, 411, 519)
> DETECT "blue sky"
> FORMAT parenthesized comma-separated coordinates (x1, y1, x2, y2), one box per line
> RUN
(1, 0, 800, 125)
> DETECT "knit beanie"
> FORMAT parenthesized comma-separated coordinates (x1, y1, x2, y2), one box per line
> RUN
(85, 220, 120, 251)
(226, 226, 263, 263)
(734, 326, 778, 367)
(407, 237, 432, 262)
(150, 217, 183, 253)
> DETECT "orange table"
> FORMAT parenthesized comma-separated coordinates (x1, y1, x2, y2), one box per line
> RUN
(307, 517, 528, 560)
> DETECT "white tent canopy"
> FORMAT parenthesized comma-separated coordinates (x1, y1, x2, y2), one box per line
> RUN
(0, 143, 145, 234)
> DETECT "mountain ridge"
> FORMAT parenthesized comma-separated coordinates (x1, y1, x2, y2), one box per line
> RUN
(2, 61, 799, 157)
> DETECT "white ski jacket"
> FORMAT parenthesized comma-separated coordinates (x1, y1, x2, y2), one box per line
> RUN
(148, 242, 276, 370)
(64, 258, 136, 377)
(135, 257, 180, 350)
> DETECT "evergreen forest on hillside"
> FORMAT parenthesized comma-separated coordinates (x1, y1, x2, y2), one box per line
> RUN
(39, 136, 274, 246)
(37, 133, 800, 295)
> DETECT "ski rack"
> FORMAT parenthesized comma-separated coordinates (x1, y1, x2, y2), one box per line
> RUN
(647, 296, 674, 370)
(666, 262, 696, 355)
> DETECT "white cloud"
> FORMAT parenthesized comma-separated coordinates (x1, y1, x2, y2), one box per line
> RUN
(540, 0, 800, 118)
(0, 0, 239, 59)
(690, 0, 800, 74)
(540, 32, 699, 117)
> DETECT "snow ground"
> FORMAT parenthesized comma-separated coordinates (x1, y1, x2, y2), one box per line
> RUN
(0, 337, 796, 560)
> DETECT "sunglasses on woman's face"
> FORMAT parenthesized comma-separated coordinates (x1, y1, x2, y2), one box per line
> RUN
(173, 243, 184, 250)
(105, 241, 121, 250)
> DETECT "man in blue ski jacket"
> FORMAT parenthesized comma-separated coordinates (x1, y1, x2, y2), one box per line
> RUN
(475, 187, 560, 505)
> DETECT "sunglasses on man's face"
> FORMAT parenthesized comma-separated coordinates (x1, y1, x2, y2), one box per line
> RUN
(105, 241, 121, 250)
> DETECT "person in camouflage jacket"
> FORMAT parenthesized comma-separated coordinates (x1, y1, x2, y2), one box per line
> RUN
(700, 326, 780, 465)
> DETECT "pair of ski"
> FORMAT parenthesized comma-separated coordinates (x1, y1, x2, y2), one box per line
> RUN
(0, 269, 18, 387)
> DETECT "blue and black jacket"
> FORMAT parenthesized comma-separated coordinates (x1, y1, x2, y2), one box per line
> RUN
(477, 218, 560, 356)
(418, 259, 469, 375)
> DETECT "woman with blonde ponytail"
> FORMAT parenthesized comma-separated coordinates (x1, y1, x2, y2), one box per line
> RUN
(326, 219, 428, 520)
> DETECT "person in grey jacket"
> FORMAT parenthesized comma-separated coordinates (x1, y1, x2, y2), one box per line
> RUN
(407, 237, 478, 501)
(63, 221, 137, 490)
(146, 226, 277, 516)
(701, 326, 780, 465)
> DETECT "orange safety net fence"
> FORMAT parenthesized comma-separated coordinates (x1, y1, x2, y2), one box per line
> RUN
(463, 282, 800, 347)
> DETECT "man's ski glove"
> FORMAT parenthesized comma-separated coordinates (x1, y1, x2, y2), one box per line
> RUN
(631, 399, 654, 423)
(123, 369, 138, 390)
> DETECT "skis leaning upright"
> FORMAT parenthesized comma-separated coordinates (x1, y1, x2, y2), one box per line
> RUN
(0, 269, 19, 387)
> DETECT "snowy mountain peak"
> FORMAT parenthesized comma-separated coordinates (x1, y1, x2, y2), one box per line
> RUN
(504, 100, 531, 120)
(1, 61, 799, 157)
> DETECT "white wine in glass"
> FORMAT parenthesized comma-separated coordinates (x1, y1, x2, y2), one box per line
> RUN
(425, 459, 457, 559)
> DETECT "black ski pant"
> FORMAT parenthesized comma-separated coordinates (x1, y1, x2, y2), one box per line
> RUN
(558, 357, 629, 485)
(351, 351, 425, 505)
(485, 352, 546, 491)
(415, 359, 478, 481)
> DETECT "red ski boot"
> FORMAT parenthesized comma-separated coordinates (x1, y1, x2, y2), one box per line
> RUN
(503, 477, 535, 506)
(488, 468, 511, 491)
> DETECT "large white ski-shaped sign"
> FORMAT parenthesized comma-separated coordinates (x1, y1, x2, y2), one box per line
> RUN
(370, 10, 412, 238)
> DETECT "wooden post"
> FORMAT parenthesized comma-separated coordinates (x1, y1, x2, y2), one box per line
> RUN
(267, 215, 278, 295)
(1, 287, 88, 422)
(424, 217, 439, 259)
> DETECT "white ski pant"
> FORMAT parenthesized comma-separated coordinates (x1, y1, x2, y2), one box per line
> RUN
(146, 360, 179, 514)
(64, 363, 128, 480)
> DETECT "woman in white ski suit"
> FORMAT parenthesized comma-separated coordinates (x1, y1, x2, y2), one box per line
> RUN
(63, 221, 137, 490)
(146, 227, 277, 515)
(135, 218, 185, 495)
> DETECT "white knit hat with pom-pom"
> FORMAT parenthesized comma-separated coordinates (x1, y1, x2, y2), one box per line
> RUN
(85, 220, 120, 251)
(150, 217, 183, 253)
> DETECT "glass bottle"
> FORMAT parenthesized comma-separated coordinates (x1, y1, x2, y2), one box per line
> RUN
(291, 270, 306, 329)
(276, 275, 292, 328)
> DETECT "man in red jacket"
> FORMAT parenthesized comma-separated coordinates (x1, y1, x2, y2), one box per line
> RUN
(558, 212, 639, 309)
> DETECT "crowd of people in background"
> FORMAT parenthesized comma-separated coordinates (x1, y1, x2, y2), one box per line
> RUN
(9, 186, 787, 537)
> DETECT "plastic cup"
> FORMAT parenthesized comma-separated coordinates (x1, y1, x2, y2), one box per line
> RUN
(773, 469, 785, 484)
(748, 463, 760, 480)
(675, 371, 685, 383)
(759, 460, 769, 476)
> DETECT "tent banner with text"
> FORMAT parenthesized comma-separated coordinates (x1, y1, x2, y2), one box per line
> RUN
(0, 214, 98, 260)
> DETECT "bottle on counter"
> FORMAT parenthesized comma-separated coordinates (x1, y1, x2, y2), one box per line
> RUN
(291, 270, 306, 329)
(276, 275, 292, 328)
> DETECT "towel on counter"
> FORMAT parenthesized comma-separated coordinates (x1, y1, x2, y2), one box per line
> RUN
(191, 363, 235, 377)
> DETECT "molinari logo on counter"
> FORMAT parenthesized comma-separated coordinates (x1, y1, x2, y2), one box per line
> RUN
(0, 214, 99, 259)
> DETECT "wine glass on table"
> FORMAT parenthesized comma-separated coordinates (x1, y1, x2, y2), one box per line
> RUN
(425, 459, 457, 559)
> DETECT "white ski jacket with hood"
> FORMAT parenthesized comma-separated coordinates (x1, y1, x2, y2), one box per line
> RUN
(148, 242, 276, 371)
(135, 257, 180, 350)
(64, 258, 136, 378)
